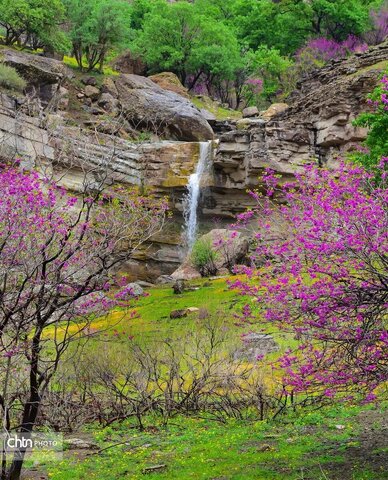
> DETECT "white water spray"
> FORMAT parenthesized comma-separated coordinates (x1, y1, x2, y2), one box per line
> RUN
(184, 141, 212, 249)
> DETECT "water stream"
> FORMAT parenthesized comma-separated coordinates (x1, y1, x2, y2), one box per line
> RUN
(184, 141, 212, 249)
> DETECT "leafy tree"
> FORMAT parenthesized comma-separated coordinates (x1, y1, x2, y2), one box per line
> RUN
(132, 1, 242, 89)
(249, 45, 293, 104)
(308, 0, 379, 40)
(193, 0, 237, 21)
(230, 0, 381, 55)
(65, 0, 131, 71)
(0, 164, 166, 479)
(233, 163, 388, 403)
(231, 0, 311, 55)
(0, 0, 65, 49)
(128, 0, 165, 31)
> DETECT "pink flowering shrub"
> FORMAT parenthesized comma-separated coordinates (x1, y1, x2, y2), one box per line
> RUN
(0, 164, 166, 478)
(364, 5, 388, 45)
(295, 35, 368, 74)
(232, 164, 388, 402)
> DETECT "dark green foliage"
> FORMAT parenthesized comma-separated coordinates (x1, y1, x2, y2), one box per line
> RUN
(191, 238, 218, 277)
(0, 0, 66, 50)
(132, 1, 242, 88)
(0, 0, 385, 103)
(64, 0, 132, 72)
(352, 71, 388, 174)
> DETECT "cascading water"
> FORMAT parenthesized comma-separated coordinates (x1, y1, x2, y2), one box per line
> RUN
(184, 141, 212, 249)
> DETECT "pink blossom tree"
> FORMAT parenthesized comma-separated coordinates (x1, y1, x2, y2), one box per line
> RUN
(0, 164, 166, 480)
(232, 163, 388, 406)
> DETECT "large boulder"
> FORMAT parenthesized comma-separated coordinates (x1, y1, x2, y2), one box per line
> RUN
(2, 49, 73, 105)
(200, 229, 249, 271)
(234, 333, 279, 361)
(111, 50, 147, 76)
(114, 74, 214, 141)
(148, 72, 189, 98)
(2, 49, 72, 85)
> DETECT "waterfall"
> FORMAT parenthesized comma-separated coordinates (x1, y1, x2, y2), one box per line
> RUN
(184, 141, 212, 249)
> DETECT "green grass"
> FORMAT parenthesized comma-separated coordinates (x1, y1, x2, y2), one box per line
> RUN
(67, 276, 296, 358)
(191, 96, 242, 121)
(43, 280, 387, 479)
(63, 55, 119, 76)
(47, 403, 388, 480)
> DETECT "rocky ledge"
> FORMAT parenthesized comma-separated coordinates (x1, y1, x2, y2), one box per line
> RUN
(208, 41, 388, 218)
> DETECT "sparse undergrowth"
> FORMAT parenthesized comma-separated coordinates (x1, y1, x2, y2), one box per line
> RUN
(0, 63, 26, 91)
(46, 403, 388, 480)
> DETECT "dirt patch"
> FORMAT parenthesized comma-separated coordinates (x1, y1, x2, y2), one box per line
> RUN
(312, 409, 388, 480)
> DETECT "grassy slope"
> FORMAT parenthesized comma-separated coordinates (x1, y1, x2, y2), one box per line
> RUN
(43, 279, 387, 480)
(48, 403, 387, 480)
(67, 276, 296, 364)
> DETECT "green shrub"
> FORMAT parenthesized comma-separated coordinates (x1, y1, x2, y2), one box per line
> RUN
(0, 64, 26, 92)
(191, 238, 218, 277)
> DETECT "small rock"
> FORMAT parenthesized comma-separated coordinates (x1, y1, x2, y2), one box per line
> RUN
(135, 280, 154, 288)
(101, 77, 119, 97)
(335, 424, 345, 430)
(77, 93, 85, 99)
(186, 307, 199, 314)
(156, 275, 174, 284)
(57, 86, 69, 110)
(173, 279, 186, 294)
(234, 333, 279, 361)
(257, 444, 272, 452)
(97, 92, 120, 114)
(170, 309, 188, 319)
(65, 438, 98, 450)
(84, 85, 100, 100)
(261, 102, 288, 119)
(242, 106, 259, 118)
(142, 464, 167, 474)
(82, 76, 97, 86)
(171, 264, 201, 281)
(125, 283, 144, 296)
(90, 106, 104, 115)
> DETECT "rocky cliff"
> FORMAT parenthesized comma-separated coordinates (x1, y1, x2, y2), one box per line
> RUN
(208, 41, 388, 218)
(0, 42, 387, 280)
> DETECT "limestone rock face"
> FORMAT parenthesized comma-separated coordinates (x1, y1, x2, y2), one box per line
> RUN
(114, 74, 214, 141)
(1, 43, 387, 282)
(209, 41, 388, 218)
